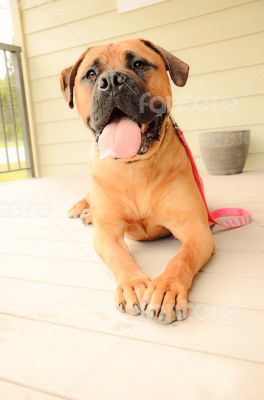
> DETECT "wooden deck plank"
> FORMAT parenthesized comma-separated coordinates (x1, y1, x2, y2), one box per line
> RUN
(72, 339, 264, 400)
(0, 380, 62, 400)
(0, 315, 119, 397)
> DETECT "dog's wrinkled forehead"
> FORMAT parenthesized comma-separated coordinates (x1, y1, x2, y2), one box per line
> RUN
(77, 40, 166, 74)
(60, 39, 189, 108)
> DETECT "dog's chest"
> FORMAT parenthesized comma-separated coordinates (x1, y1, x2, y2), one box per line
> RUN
(91, 152, 180, 226)
(124, 198, 169, 240)
(122, 179, 166, 224)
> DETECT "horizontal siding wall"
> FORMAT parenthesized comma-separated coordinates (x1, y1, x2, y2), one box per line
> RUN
(20, 0, 264, 175)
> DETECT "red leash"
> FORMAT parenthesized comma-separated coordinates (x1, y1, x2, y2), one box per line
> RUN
(172, 118, 252, 229)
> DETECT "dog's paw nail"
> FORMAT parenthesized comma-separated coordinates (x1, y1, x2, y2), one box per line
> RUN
(176, 309, 186, 321)
(176, 310, 183, 320)
(140, 301, 148, 313)
(68, 214, 74, 218)
(158, 313, 167, 323)
(118, 303, 125, 313)
(133, 304, 141, 315)
(149, 310, 156, 320)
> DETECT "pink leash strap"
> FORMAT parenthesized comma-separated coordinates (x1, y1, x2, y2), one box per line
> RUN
(175, 124, 252, 229)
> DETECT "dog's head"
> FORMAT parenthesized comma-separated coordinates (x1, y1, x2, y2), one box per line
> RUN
(60, 39, 189, 158)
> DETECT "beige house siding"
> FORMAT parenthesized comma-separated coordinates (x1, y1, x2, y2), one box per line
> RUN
(18, 0, 264, 175)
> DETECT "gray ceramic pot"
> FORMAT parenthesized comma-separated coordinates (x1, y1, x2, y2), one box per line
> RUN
(199, 130, 250, 175)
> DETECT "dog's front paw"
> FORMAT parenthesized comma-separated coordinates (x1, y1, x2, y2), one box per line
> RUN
(141, 273, 189, 324)
(114, 276, 150, 316)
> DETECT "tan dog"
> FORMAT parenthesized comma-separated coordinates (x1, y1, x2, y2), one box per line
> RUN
(61, 39, 215, 324)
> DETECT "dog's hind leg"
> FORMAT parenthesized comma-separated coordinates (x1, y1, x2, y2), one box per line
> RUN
(80, 207, 92, 225)
(68, 196, 90, 218)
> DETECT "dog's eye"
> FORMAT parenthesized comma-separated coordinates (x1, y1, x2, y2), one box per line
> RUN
(85, 69, 97, 80)
(133, 60, 145, 70)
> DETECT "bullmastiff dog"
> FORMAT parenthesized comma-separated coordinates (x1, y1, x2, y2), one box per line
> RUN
(60, 39, 215, 324)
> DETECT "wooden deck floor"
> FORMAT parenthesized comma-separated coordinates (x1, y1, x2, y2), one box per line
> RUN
(0, 170, 263, 400)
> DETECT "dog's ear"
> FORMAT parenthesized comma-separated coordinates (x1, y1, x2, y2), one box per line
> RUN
(60, 49, 89, 108)
(141, 39, 189, 87)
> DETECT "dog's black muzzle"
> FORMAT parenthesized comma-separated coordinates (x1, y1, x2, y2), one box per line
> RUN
(88, 70, 166, 134)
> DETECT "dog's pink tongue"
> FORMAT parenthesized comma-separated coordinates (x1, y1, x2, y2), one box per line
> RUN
(98, 116, 141, 159)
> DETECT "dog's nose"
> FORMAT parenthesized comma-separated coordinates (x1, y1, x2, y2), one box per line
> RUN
(99, 71, 125, 91)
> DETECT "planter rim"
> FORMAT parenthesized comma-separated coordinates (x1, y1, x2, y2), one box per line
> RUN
(200, 129, 250, 136)
(199, 130, 250, 147)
